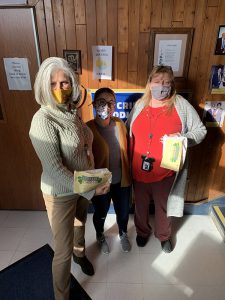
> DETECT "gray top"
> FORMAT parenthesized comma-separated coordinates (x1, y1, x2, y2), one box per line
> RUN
(29, 106, 95, 200)
(126, 95, 207, 217)
(96, 120, 121, 184)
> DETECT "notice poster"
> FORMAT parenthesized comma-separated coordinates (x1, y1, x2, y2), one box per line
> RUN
(3, 58, 32, 91)
(92, 46, 112, 80)
(157, 40, 182, 72)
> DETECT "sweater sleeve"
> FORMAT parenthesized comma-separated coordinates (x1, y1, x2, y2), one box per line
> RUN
(177, 97, 207, 147)
(29, 113, 74, 191)
(29, 112, 95, 200)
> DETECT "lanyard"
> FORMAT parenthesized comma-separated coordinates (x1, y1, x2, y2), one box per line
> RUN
(145, 106, 166, 157)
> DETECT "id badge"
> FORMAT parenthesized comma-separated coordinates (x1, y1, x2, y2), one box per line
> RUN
(141, 155, 155, 172)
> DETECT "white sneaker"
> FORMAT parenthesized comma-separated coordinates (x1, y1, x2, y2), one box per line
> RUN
(97, 234, 110, 254)
(119, 232, 131, 252)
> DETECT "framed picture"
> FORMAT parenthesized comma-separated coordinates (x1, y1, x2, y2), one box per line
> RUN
(214, 26, 225, 55)
(210, 65, 225, 94)
(203, 101, 225, 127)
(63, 50, 82, 74)
(149, 28, 194, 78)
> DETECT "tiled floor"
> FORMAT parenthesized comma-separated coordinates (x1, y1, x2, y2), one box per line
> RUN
(0, 210, 225, 300)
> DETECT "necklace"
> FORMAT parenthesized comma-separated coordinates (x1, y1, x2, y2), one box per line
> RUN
(141, 105, 166, 172)
(146, 106, 166, 156)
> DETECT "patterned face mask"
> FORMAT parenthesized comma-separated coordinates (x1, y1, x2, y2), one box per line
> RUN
(95, 98, 116, 120)
(151, 85, 171, 100)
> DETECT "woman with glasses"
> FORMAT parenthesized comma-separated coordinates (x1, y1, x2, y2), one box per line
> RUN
(87, 88, 131, 254)
(126, 65, 206, 253)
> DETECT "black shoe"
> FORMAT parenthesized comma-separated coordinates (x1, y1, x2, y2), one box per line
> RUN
(136, 235, 148, 247)
(161, 239, 173, 253)
(73, 254, 94, 276)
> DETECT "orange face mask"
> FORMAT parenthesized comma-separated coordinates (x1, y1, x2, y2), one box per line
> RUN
(52, 88, 72, 104)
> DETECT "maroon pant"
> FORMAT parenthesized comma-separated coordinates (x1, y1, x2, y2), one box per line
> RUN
(133, 175, 175, 241)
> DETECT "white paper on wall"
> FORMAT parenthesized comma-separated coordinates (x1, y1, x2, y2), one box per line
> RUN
(92, 46, 112, 80)
(3, 58, 32, 91)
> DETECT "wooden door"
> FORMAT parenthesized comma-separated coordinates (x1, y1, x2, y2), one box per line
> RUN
(0, 8, 44, 209)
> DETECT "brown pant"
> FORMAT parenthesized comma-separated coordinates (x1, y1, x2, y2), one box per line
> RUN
(43, 194, 89, 300)
(133, 175, 175, 241)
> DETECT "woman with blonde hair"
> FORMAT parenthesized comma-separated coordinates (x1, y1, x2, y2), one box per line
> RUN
(126, 65, 206, 253)
(29, 57, 109, 300)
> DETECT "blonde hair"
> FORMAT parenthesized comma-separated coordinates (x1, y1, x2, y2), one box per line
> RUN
(137, 65, 176, 109)
(34, 57, 80, 108)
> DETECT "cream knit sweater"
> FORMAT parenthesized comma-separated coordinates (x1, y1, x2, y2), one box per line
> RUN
(29, 106, 95, 200)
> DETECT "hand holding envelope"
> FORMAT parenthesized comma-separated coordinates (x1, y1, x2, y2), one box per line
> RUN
(74, 168, 112, 193)
(160, 135, 187, 172)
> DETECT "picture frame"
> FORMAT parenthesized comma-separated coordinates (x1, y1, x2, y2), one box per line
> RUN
(149, 28, 194, 79)
(203, 101, 225, 127)
(214, 25, 225, 55)
(210, 64, 225, 94)
(63, 50, 82, 74)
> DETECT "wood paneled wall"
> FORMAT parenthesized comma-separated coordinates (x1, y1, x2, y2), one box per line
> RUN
(28, 0, 225, 202)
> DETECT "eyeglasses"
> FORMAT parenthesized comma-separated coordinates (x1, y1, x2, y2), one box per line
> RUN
(95, 98, 116, 108)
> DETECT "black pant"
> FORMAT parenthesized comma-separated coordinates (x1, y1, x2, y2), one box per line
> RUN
(92, 183, 130, 236)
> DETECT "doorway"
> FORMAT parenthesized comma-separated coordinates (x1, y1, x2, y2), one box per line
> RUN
(0, 7, 44, 209)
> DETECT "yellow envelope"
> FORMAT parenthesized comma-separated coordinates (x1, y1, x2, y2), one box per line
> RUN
(160, 136, 187, 172)
(74, 168, 112, 193)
